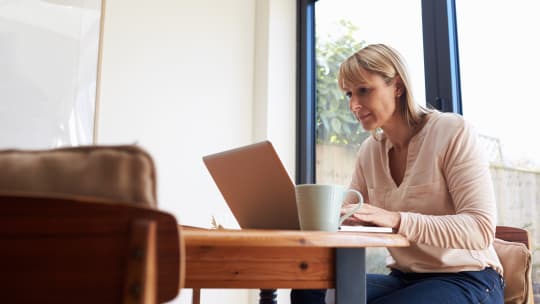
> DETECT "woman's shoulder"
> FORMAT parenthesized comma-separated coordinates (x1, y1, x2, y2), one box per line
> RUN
(428, 110, 466, 131)
(424, 111, 487, 168)
(355, 134, 386, 164)
(357, 135, 376, 154)
(422, 111, 475, 147)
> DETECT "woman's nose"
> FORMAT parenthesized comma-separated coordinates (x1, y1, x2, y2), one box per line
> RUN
(349, 96, 362, 111)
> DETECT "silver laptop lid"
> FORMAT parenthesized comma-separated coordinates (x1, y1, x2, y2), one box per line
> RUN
(203, 141, 299, 230)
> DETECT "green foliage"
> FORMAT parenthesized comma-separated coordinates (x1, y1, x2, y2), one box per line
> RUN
(316, 20, 369, 145)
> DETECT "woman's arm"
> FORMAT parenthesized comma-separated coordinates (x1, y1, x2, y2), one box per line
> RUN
(398, 120, 497, 250)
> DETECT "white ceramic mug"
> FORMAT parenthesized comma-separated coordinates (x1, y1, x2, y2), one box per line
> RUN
(295, 184, 363, 232)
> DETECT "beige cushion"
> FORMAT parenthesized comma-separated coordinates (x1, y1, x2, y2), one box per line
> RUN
(493, 238, 532, 304)
(0, 145, 157, 207)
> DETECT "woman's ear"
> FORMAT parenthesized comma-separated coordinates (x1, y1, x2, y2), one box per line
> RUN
(394, 77, 404, 97)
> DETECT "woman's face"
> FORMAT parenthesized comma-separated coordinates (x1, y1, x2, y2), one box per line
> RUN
(343, 69, 399, 131)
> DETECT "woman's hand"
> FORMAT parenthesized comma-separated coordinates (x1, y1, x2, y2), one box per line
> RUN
(341, 203, 401, 229)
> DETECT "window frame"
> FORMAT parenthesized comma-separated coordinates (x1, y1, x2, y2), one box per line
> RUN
(422, 0, 462, 113)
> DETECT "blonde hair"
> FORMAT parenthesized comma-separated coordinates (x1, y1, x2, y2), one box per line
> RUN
(338, 44, 428, 128)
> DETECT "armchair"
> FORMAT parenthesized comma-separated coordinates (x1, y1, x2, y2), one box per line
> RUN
(495, 226, 534, 304)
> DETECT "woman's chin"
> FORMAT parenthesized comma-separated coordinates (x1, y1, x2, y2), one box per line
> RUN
(361, 123, 375, 131)
(358, 118, 377, 131)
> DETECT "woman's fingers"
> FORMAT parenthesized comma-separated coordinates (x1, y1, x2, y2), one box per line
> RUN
(341, 217, 363, 225)
(342, 204, 400, 228)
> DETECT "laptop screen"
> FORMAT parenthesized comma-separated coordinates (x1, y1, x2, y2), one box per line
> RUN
(203, 141, 300, 230)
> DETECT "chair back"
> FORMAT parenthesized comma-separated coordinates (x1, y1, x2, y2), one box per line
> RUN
(495, 226, 534, 304)
(0, 195, 182, 303)
(0, 145, 158, 207)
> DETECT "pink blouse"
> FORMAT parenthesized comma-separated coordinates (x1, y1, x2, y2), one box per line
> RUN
(348, 111, 502, 274)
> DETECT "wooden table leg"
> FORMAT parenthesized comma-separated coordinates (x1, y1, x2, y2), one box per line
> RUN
(192, 288, 200, 304)
(335, 248, 366, 304)
(259, 289, 277, 304)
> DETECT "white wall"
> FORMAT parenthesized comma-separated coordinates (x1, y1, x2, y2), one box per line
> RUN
(97, 0, 296, 303)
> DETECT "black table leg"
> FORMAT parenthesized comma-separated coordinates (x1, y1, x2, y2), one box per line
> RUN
(260, 289, 277, 304)
(336, 248, 366, 304)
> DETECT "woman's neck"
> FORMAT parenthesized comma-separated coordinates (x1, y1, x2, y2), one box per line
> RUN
(382, 113, 426, 151)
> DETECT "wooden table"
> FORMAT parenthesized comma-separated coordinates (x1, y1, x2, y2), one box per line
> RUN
(182, 226, 409, 304)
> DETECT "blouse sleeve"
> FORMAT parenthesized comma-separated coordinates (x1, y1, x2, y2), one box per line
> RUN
(398, 120, 497, 250)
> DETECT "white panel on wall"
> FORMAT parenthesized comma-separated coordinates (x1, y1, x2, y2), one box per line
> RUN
(97, 0, 296, 302)
(97, 0, 257, 303)
(97, 0, 255, 229)
(0, 0, 102, 149)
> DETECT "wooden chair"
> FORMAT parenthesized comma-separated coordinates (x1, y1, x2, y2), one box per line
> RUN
(495, 226, 534, 304)
(496, 226, 531, 249)
(0, 195, 183, 303)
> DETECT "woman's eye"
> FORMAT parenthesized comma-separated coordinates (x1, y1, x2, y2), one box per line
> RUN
(345, 92, 352, 99)
(358, 88, 369, 95)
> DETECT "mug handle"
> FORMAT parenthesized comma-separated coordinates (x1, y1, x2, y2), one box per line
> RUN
(339, 189, 364, 226)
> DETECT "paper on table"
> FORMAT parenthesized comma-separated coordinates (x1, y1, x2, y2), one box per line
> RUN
(339, 225, 393, 233)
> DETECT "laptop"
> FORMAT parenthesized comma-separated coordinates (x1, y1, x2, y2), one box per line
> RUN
(203, 141, 393, 233)
(203, 141, 300, 230)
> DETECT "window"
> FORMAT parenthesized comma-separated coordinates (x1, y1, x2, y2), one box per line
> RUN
(309, 0, 427, 275)
(297, 0, 458, 186)
(299, 0, 539, 293)
(314, 0, 425, 187)
(456, 0, 540, 288)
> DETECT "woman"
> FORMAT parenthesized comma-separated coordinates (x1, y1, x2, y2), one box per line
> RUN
(291, 44, 504, 304)
(338, 44, 504, 303)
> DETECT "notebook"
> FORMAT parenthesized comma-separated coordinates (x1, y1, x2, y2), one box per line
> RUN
(339, 225, 393, 233)
(203, 140, 393, 232)
(203, 141, 300, 230)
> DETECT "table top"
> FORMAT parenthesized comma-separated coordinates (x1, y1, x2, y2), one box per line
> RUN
(181, 226, 409, 248)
